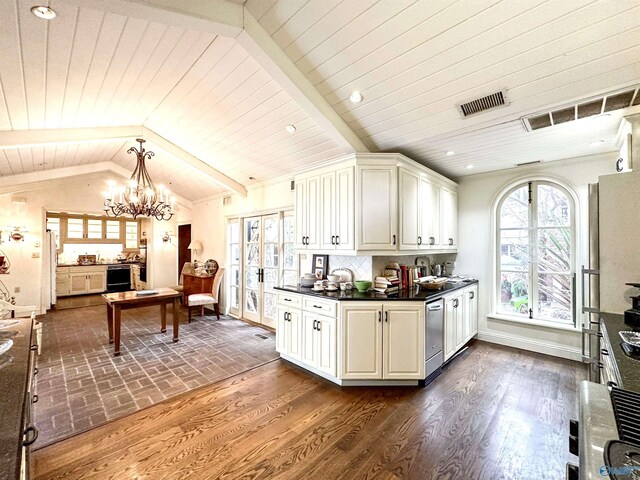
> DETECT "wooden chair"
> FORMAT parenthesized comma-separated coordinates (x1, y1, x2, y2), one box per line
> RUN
(186, 267, 225, 322)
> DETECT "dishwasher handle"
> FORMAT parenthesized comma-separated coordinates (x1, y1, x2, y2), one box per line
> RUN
(427, 304, 443, 311)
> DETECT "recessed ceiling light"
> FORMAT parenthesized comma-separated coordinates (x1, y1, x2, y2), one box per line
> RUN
(349, 91, 363, 103)
(31, 6, 56, 20)
(465, 164, 474, 170)
(285, 124, 296, 134)
(446, 151, 455, 156)
(590, 140, 606, 147)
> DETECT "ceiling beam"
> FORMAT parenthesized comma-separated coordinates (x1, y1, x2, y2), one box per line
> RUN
(0, 162, 193, 208)
(142, 127, 247, 197)
(0, 126, 142, 149)
(236, 10, 369, 154)
(60, 0, 243, 37)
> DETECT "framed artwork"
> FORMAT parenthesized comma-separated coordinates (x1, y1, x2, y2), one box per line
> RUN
(312, 254, 328, 279)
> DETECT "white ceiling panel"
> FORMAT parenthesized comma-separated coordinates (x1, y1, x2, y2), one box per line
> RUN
(249, 0, 640, 177)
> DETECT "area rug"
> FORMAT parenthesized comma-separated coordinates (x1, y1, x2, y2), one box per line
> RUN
(33, 304, 278, 447)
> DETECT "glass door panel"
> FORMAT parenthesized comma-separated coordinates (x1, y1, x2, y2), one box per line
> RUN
(243, 217, 261, 323)
(227, 219, 240, 316)
(262, 214, 279, 327)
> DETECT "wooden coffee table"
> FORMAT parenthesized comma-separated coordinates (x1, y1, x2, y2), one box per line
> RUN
(102, 288, 181, 356)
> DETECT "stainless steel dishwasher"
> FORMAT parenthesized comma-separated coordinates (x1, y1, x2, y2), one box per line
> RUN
(425, 298, 444, 384)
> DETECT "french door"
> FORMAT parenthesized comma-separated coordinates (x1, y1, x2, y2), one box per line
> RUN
(243, 214, 280, 328)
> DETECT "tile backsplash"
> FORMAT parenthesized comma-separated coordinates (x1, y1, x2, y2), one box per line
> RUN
(328, 255, 372, 281)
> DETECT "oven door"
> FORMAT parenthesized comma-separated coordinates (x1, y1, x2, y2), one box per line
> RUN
(106, 266, 131, 292)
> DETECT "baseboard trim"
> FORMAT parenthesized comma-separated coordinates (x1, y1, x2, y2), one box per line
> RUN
(478, 331, 582, 362)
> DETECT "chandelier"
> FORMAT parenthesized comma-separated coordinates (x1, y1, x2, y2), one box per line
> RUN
(103, 139, 174, 221)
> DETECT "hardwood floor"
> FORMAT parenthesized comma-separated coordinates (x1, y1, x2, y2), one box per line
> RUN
(33, 341, 585, 480)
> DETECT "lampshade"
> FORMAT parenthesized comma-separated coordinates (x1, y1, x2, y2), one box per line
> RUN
(187, 240, 203, 251)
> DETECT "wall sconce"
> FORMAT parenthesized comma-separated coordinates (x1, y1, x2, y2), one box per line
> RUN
(162, 231, 173, 243)
(7, 227, 27, 242)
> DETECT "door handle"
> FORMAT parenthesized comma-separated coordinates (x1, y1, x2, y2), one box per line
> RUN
(331, 235, 336, 245)
(417, 236, 422, 245)
(312, 320, 316, 330)
(384, 311, 388, 322)
(392, 234, 396, 245)
(378, 311, 381, 322)
(336, 235, 339, 245)
(317, 321, 321, 331)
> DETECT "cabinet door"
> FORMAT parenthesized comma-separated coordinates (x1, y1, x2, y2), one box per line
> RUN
(357, 166, 397, 250)
(444, 296, 456, 361)
(276, 307, 289, 354)
(66, 217, 85, 240)
(301, 311, 318, 366)
(398, 169, 419, 251)
(56, 278, 70, 296)
(383, 304, 424, 379)
(289, 309, 302, 361)
(341, 304, 383, 379)
(429, 182, 442, 248)
(316, 315, 336, 377)
(454, 294, 464, 350)
(320, 172, 336, 250)
(306, 176, 320, 250)
(294, 179, 307, 249)
(418, 178, 432, 250)
(466, 285, 478, 339)
(441, 187, 458, 250)
(87, 271, 106, 293)
(69, 273, 88, 295)
(335, 166, 354, 250)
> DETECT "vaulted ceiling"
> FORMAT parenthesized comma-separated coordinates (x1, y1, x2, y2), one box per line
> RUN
(1, 0, 639, 203)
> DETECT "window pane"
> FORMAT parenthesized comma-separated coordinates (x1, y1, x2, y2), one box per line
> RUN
(230, 222, 239, 244)
(246, 289, 258, 313)
(246, 244, 259, 266)
(230, 244, 239, 264)
(283, 215, 294, 243)
(230, 286, 239, 309)
(537, 228, 571, 273)
(87, 219, 102, 239)
(264, 292, 276, 321)
(245, 267, 259, 289)
(67, 218, 83, 239)
(538, 185, 570, 227)
(499, 229, 529, 271)
(283, 271, 297, 287)
(500, 187, 529, 228)
(106, 221, 120, 239)
(46, 218, 60, 247)
(246, 219, 259, 243)
(499, 272, 529, 315)
(264, 244, 279, 268)
(230, 266, 239, 288)
(538, 273, 572, 322)
(264, 217, 278, 242)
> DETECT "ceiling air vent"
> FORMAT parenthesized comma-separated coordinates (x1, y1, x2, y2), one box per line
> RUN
(522, 85, 640, 132)
(223, 196, 232, 205)
(456, 89, 508, 118)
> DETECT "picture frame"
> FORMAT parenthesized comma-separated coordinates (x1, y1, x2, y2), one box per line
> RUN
(312, 254, 328, 279)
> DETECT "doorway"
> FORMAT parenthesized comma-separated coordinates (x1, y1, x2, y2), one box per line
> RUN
(178, 224, 191, 281)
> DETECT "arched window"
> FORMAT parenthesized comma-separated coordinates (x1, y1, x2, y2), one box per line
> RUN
(496, 181, 575, 325)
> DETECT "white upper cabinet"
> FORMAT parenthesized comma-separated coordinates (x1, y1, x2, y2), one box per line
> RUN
(294, 175, 320, 250)
(441, 187, 458, 250)
(320, 167, 354, 250)
(293, 153, 456, 254)
(357, 165, 397, 251)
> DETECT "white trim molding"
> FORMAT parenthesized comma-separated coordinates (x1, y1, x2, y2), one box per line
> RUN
(478, 330, 582, 362)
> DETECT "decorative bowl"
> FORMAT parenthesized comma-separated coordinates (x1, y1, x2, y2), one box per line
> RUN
(327, 274, 341, 282)
(354, 280, 372, 292)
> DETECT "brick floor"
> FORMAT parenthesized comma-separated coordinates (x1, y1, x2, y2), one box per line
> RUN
(33, 303, 278, 448)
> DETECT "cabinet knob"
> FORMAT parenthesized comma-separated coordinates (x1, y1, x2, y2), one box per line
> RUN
(470, 291, 475, 299)
(448, 238, 454, 246)
(417, 236, 422, 245)
(429, 237, 435, 245)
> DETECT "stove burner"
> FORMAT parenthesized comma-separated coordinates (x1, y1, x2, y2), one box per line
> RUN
(611, 388, 640, 448)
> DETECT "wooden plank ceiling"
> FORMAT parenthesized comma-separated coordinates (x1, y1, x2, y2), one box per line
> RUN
(1, 0, 639, 201)
(247, 0, 640, 176)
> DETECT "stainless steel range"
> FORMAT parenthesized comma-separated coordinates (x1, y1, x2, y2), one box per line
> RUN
(569, 381, 640, 479)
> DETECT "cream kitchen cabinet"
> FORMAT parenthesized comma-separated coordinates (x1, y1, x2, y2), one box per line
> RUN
(356, 165, 397, 251)
(319, 167, 354, 250)
(58, 266, 106, 296)
(443, 284, 478, 361)
(341, 302, 424, 380)
(441, 187, 458, 250)
(294, 175, 320, 250)
(399, 168, 439, 251)
(301, 311, 337, 377)
(276, 306, 302, 361)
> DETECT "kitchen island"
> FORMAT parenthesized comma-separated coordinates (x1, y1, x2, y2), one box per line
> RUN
(274, 280, 478, 386)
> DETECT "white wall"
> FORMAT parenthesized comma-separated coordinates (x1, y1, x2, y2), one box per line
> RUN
(0, 176, 191, 313)
(456, 153, 617, 360)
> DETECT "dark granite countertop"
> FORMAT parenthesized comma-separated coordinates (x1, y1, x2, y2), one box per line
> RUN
(0, 317, 33, 480)
(600, 312, 640, 393)
(274, 279, 477, 302)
